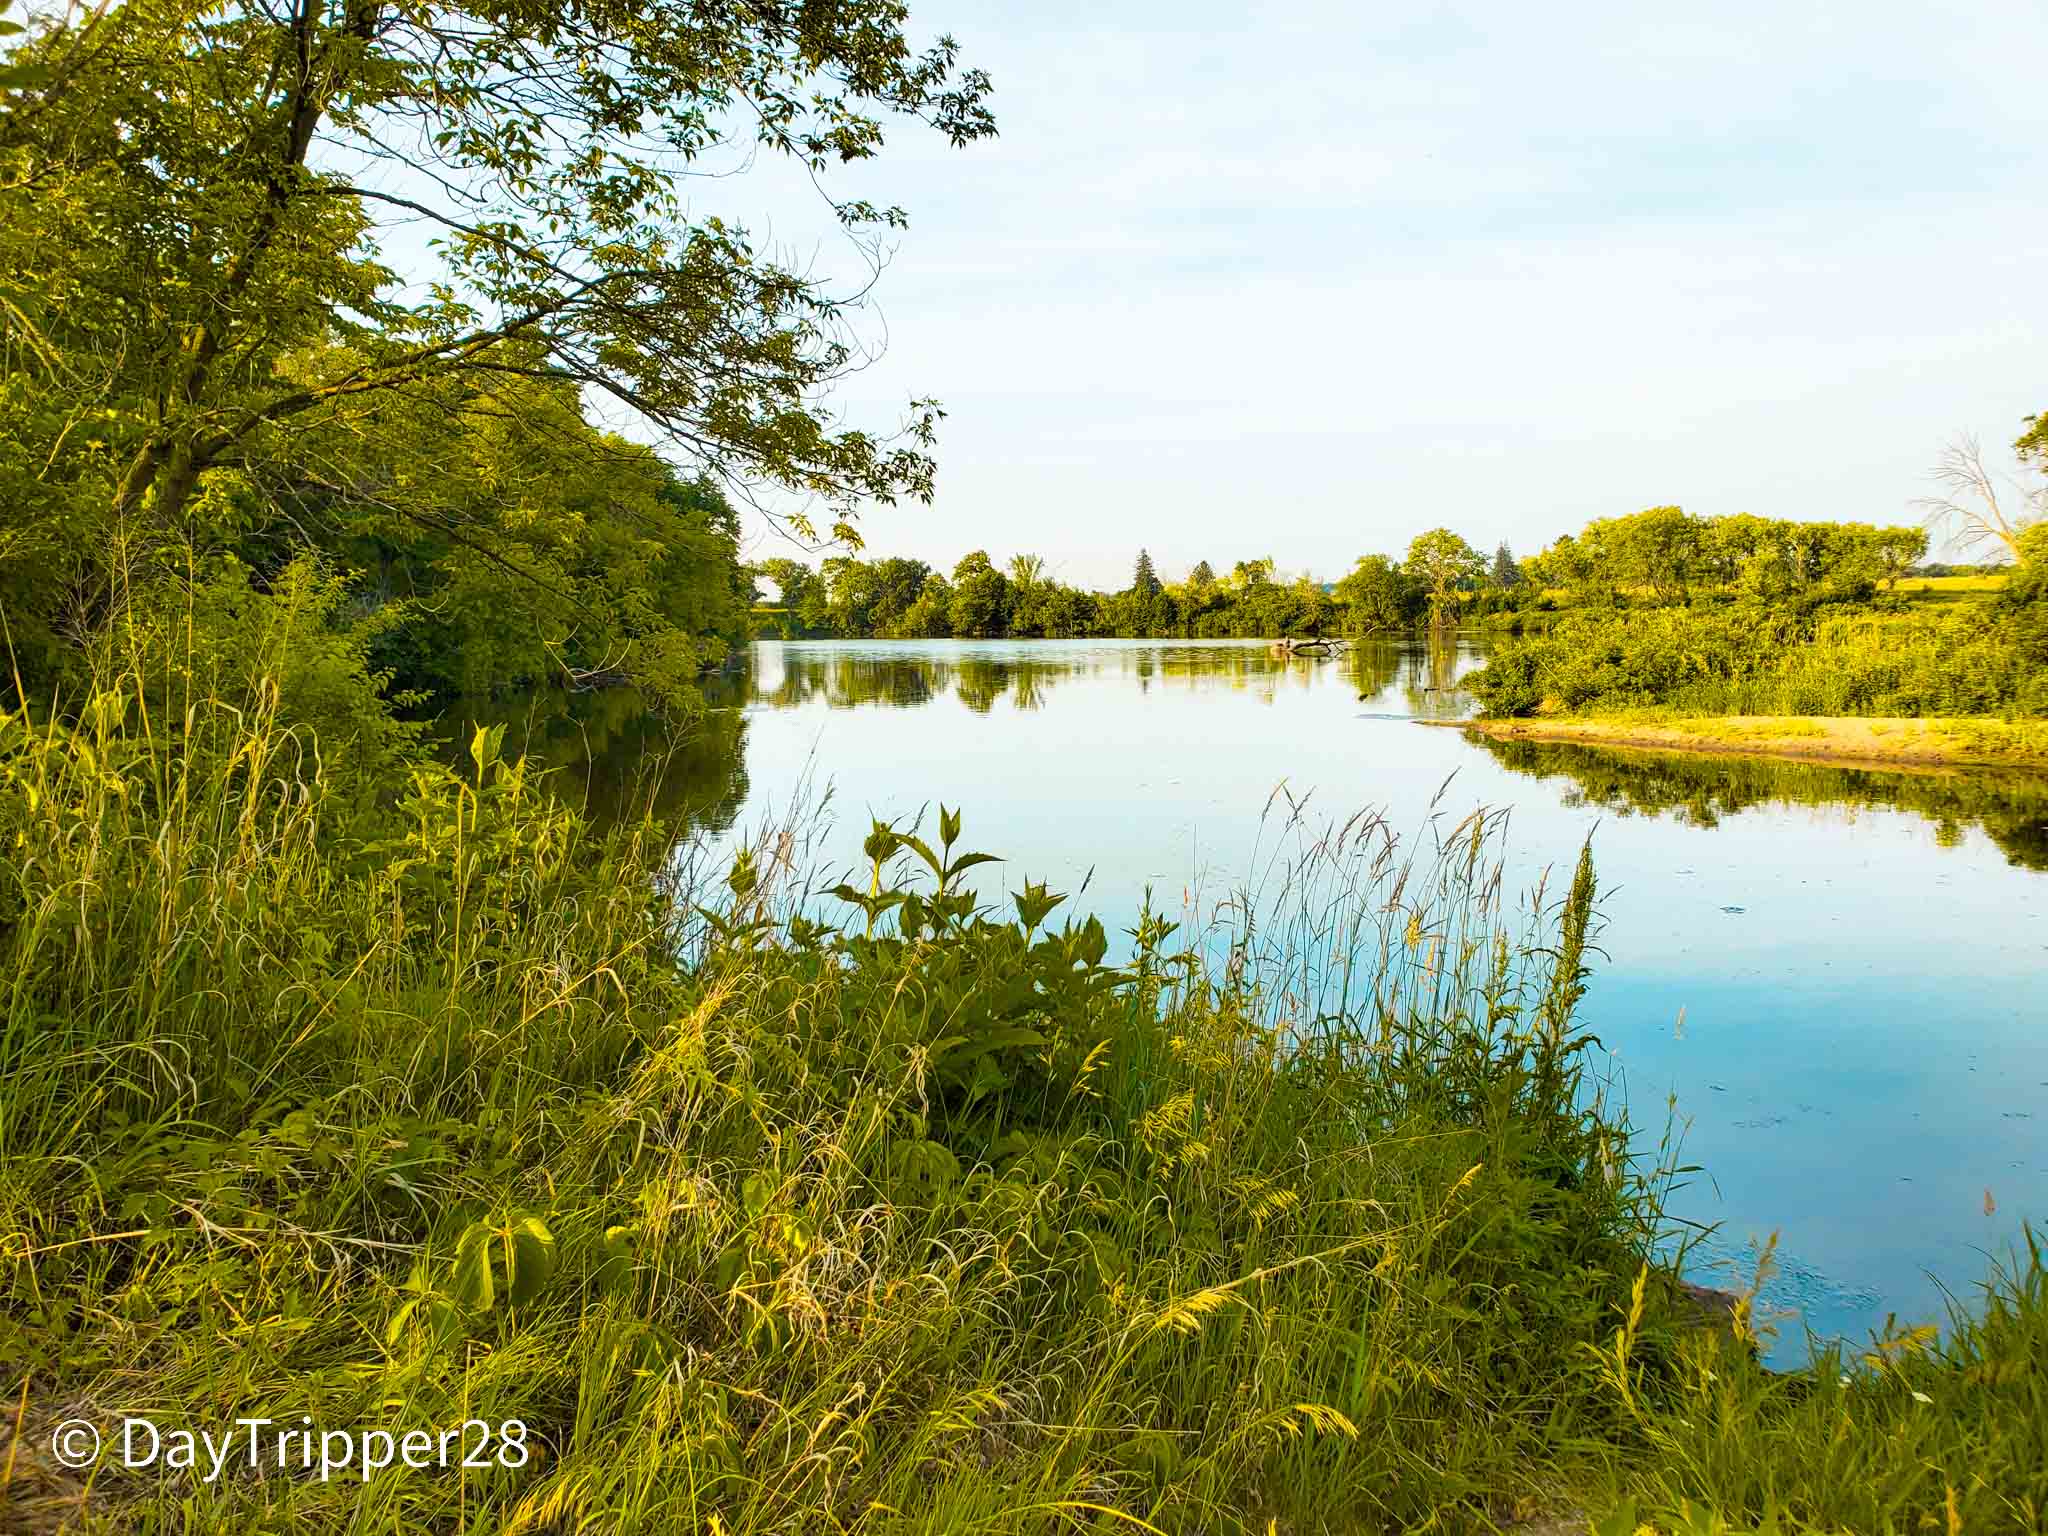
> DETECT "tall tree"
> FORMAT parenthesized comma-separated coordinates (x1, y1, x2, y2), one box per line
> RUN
(1131, 548, 1161, 598)
(1334, 554, 1419, 632)
(1490, 541, 1521, 588)
(948, 549, 1008, 637)
(1187, 559, 1216, 589)
(1, 0, 993, 662)
(1405, 529, 1484, 619)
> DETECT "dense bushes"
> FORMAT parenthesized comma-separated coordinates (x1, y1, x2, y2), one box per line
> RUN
(1469, 600, 2048, 719)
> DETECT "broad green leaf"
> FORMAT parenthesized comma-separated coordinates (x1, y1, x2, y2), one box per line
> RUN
(505, 1215, 555, 1306)
(448, 1222, 495, 1311)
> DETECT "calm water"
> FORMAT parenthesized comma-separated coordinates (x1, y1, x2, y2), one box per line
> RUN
(487, 637, 2048, 1364)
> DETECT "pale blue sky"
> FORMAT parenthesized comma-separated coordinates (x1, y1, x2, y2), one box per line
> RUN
(648, 2, 2048, 584)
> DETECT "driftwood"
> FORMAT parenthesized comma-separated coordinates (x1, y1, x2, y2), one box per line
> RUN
(1271, 636, 1347, 656)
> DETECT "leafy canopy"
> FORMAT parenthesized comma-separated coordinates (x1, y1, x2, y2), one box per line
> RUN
(1405, 528, 1485, 612)
(1, 0, 993, 680)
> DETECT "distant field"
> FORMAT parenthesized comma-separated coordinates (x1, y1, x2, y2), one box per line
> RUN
(1898, 572, 2007, 590)
(1517, 574, 2008, 608)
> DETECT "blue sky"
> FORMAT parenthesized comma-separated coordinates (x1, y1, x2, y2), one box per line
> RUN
(674, 1, 2048, 585)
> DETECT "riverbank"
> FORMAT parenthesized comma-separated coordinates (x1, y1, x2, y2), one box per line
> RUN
(7, 674, 2047, 1534)
(1439, 713, 2048, 771)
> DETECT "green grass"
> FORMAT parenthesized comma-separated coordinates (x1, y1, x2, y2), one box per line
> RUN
(1, 661, 2044, 1534)
(1895, 574, 2010, 597)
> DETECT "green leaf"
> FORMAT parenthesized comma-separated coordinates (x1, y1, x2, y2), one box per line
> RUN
(448, 1222, 495, 1311)
(505, 1215, 555, 1306)
(861, 821, 902, 866)
(942, 1026, 1045, 1068)
(468, 723, 505, 780)
(943, 851, 1001, 882)
(1012, 880, 1065, 932)
(897, 832, 943, 880)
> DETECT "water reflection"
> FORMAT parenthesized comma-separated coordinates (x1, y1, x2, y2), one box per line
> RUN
(1468, 734, 2048, 871)
(725, 637, 1464, 717)
(437, 685, 750, 833)
(448, 640, 2048, 884)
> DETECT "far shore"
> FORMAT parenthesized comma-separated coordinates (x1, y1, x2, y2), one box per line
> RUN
(1430, 714, 2048, 773)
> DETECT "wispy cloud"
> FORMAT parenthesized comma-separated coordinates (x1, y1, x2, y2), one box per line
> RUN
(695, 0, 2048, 580)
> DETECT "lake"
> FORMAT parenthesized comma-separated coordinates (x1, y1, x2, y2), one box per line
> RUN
(485, 636, 2048, 1366)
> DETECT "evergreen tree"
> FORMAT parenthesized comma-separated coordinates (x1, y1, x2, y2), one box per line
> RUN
(1132, 548, 1161, 598)
(1492, 542, 1522, 588)
(1188, 559, 1216, 589)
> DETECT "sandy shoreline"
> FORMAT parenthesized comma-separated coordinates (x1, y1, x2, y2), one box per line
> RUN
(1430, 714, 2048, 773)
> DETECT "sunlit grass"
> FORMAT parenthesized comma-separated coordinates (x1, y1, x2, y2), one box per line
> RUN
(1895, 573, 2009, 595)
(2, 654, 2043, 1534)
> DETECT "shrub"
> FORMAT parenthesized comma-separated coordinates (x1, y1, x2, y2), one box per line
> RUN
(1468, 602, 2048, 719)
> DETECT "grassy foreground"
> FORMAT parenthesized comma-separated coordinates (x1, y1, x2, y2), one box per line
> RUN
(2, 678, 2046, 1534)
(1440, 714, 2048, 772)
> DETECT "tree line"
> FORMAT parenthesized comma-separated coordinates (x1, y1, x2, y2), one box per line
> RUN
(752, 510, 1948, 642)
(755, 548, 1345, 640)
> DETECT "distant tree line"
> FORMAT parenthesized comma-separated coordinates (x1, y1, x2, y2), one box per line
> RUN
(753, 547, 1350, 640)
(1519, 508, 1927, 610)
(753, 510, 1943, 641)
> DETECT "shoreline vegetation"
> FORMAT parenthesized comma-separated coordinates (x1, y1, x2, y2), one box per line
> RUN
(1434, 713, 2048, 772)
(5, 670, 2047, 1534)
(747, 516, 1982, 646)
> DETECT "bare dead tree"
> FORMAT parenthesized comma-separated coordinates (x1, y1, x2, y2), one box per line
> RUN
(1912, 434, 2045, 565)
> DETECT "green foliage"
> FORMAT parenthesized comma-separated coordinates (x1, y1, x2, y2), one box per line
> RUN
(1406, 527, 1487, 616)
(1468, 602, 2048, 719)
(1333, 553, 1423, 633)
(1, 0, 989, 700)
(765, 550, 1358, 641)
(1491, 540, 1522, 589)
(5, 646, 2045, 1532)
(1524, 508, 1926, 607)
(750, 505, 1957, 649)
(0, 0, 991, 534)
(948, 549, 1012, 638)
(287, 360, 752, 704)
(1132, 547, 1161, 598)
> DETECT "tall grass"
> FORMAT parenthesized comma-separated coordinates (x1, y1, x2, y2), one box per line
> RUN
(2, 662, 2044, 1533)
